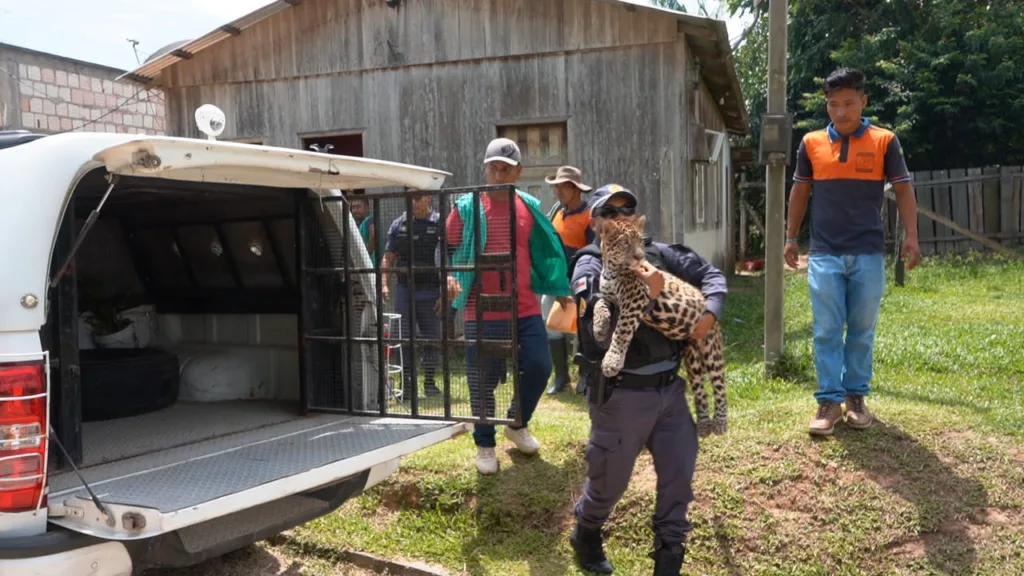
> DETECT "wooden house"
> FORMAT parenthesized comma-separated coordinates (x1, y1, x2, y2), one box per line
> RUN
(124, 0, 747, 266)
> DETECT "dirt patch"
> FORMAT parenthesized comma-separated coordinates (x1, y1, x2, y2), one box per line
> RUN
(379, 482, 423, 511)
(886, 538, 927, 560)
(968, 507, 1014, 527)
(631, 453, 657, 493)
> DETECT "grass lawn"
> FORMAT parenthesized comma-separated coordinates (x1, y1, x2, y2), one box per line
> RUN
(184, 254, 1024, 575)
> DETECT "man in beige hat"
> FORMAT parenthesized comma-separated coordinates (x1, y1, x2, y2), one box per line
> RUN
(542, 166, 594, 395)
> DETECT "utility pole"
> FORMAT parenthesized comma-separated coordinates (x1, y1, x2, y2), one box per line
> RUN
(763, 0, 788, 369)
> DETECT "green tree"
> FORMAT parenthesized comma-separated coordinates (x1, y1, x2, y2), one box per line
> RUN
(651, 0, 686, 11)
(651, 0, 719, 17)
(726, 0, 1024, 172)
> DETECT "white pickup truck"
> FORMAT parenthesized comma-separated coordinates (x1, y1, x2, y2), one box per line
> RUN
(0, 124, 513, 575)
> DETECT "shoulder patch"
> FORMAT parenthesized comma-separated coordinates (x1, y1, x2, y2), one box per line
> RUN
(573, 277, 589, 296)
(578, 298, 587, 317)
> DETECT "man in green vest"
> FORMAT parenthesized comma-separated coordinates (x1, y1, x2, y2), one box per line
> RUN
(445, 138, 572, 474)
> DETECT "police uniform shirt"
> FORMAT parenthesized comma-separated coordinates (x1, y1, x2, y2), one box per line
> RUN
(571, 239, 728, 374)
(385, 209, 442, 290)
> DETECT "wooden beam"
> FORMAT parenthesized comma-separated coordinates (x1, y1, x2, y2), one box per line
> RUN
(910, 171, 1021, 189)
(678, 21, 719, 40)
(885, 188, 1020, 257)
(744, 202, 767, 238)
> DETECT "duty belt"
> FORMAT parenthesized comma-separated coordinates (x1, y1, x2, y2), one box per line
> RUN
(611, 368, 678, 389)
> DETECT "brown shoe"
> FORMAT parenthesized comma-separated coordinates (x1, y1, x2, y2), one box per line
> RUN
(809, 402, 843, 436)
(844, 395, 874, 429)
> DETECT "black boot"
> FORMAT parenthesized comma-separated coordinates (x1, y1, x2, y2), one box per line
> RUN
(570, 523, 614, 574)
(650, 539, 685, 576)
(547, 338, 570, 395)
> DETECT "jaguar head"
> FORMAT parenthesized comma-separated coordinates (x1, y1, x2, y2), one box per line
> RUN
(600, 215, 647, 273)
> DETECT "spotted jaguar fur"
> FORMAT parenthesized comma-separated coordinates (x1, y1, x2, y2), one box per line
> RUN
(592, 215, 727, 436)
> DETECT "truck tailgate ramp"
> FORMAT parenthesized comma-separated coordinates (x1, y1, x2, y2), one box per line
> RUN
(47, 416, 466, 540)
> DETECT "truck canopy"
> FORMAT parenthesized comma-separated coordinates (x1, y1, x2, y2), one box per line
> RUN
(0, 133, 450, 335)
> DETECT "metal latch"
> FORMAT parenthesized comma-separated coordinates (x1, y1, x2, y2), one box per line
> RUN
(50, 504, 85, 519)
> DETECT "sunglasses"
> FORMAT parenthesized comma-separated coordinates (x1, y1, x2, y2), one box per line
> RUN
(597, 204, 637, 219)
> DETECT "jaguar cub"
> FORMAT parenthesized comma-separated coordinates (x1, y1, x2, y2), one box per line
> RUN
(593, 215, 727, 436)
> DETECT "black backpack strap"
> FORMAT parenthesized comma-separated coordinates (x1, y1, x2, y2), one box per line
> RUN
(569, 242, 602, 274)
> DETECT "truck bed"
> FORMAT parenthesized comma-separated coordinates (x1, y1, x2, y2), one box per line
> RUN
(72, 400, 304, 468)
(47, 404, 465, 540)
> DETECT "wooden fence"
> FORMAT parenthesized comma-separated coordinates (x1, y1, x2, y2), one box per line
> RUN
(882, 166, 1024, 255)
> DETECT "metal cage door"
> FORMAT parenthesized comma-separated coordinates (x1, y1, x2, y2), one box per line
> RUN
(297, 186, 523, 426)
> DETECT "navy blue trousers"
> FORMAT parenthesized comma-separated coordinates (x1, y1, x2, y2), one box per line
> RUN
(395, 284, 441, 387)
(574, 377, 699, 544)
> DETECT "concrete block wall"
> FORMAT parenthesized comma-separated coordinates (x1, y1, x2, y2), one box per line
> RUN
(1, 43, 165, 135)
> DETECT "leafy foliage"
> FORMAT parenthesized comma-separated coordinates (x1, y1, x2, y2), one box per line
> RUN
(651, 0, 686, 11)
(727, 0, 1024, 173)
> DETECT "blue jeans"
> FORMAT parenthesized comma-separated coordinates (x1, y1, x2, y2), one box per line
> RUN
(465, 315, 551, 448)
(808, 253, 886, 405)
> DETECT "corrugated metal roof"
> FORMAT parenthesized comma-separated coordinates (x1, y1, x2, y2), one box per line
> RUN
(117, 1, 293, 84)
(122, 0, 747, 135)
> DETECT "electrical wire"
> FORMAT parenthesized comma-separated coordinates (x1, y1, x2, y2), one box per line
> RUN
(0, 65, 159, 132)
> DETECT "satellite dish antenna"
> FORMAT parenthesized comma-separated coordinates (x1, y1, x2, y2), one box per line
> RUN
(194, 104, 226, 141)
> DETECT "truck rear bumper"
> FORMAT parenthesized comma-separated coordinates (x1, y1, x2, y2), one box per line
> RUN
(0, 537, 132, 576)
(0, 460, 386, 575)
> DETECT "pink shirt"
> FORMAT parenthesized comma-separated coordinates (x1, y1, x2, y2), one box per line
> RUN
(447, 194, 539, 321)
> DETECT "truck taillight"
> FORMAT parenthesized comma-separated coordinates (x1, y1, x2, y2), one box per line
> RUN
(0, 362, 47, 512)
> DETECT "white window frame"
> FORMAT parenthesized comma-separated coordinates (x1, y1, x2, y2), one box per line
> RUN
(694, 163, 706, 226)
(706, 130, 726, 164)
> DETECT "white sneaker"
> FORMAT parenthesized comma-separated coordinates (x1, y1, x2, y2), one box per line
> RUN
(476, 447, 498, 475)
(503, 426, 541, 455)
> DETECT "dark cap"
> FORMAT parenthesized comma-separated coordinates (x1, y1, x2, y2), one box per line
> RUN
(483, 138, 522, 166)
(544, 165, 592, 192)
(589, 184, 638, 216)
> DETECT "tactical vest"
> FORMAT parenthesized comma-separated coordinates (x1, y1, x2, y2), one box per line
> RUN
(571, 239, 686, 387)
(393, 213, 442, 290)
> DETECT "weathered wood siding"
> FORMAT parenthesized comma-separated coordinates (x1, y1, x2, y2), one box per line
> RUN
(166, 47, 691, 240)
(159, 0, 733, 253)
(161, 0, 678, 89)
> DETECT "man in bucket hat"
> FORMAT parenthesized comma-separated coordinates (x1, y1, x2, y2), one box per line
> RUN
(542, 166, 595, 395)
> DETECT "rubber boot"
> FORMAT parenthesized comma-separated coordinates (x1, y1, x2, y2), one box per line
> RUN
(650, 539, 685, 576)
(570, 524, 614, 574)
(546, 337, 570, 395)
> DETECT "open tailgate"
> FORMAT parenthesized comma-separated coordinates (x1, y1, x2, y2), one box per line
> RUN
(92, 137, 450, 191)
(48, 416, 467, 540)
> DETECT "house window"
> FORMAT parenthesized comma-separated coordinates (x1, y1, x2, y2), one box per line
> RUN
(496, 122, 568, 209)
(693, 164, 707, 227)
(692, 129, 727, 229)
